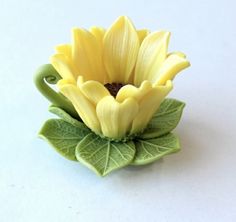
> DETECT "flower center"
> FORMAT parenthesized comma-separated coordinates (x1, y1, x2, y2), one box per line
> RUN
(104, 83, 125, 97)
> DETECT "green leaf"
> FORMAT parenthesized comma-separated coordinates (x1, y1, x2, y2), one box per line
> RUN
(49, 105, 82, 127)
(39, 119, 90, 161)
(75, 133, 136, 176)
(131, 133, 180, 165)
(140, 98, 185, 139)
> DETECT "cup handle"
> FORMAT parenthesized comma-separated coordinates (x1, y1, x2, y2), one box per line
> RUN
(34, 64, 78, 118)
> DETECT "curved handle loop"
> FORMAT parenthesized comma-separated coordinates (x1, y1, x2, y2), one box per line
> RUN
(34, 64, 78, 118)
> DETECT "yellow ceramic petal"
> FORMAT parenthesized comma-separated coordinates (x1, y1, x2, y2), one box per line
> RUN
(96, 96, 139, 139)
(116, 80, 152, 103)
(71, 28, 105, 82)
(137, 29, 150, 44)
(103, 16, 140, 83)
(154, 54, 190, 85)
(167, 51, 186, 58)
(57, 80, 101, 133)
(78, 80, 110, 105)
(130, 80, 173, 134)
(55, 44, 72, 59)
(90, 27, 109, 84)
(57, 78, 76, 85)
(90, 26, 106, 46)
(134, 31, 170, 86)
(50, 54, 77, 81)
(77, 75, 84, 85)
(125, 30, 150, 84)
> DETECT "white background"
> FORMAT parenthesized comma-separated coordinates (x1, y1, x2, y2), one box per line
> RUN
(0, 0, 236, 221)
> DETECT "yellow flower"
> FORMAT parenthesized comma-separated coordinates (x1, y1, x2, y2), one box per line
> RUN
(50, 16, 190, 140)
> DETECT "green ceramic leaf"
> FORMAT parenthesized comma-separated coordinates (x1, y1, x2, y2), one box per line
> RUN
(75, 133, 136, 176)
(131, 133, 180, 165)
(49, 105, 82, 127)
(39, 119, 90, 161)
(140, 98, 185, 139)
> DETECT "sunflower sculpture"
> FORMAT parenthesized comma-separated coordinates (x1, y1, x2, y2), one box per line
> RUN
(34, 16, 190, 176)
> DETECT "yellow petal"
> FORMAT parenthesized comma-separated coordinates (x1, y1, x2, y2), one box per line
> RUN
(71, 28, 105, 82)
(50, 54, 77, 81)
(90, 26, 106, 46)
(130, 80, 173, 134)
(167, 51, 186, 58)
(134, 31, 170, 86)
(77, 78, 110, 105)
(103, 16, 140, 83)
(57, 80, 101, 133)
(55, 44, 72, 59)
(96, 96, 139, 139)
(116, 80, 152, 103)
(57, 78, 76, 85)
(125, 29, 150, 84)
(137, 29, 150, 44)
(77, 75, 84, 85)
(89, 27, 109, 84)
(154, 54, 190, 85)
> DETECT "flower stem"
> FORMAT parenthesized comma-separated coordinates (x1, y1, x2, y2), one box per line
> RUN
(34, 64, 78, 118)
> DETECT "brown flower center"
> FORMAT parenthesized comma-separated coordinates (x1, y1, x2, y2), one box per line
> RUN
(104, 83, 125, 97)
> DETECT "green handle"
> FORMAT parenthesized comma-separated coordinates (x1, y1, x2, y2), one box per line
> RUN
(34, 64, 78, 118)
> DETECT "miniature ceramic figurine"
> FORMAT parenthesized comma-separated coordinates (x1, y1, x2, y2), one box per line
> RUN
(34, 16, 190, 176)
